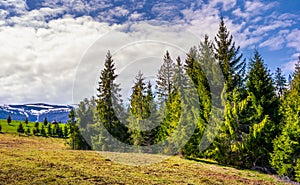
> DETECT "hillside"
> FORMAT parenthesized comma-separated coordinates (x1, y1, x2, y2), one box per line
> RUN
(0, 134, 293, 185)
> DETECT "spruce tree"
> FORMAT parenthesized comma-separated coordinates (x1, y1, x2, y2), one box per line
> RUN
(47, 123, 52, 136)
(241, 51, 278, 167)
(214, 17, 246, 94)
(34, 121, 39, 128)
(43, 118, 48, 126)
(271, 56, 300, 181)
(94, 51, 128, 151)
(76, 97, 96, 144)
(156, 50, 175, 103)
(25, 127, 30, 135)
(128, 72, 148, 146)
(41, 125, 46, 137)
(63, 125, 69, 138)
(34, 122, 40, 135)
(244, 50, 278, 123)
(17, 123, 25, 134)
(7, 115, 11, 125)
(274, 67, 287, 97)
(77, 98, 95, 129)
(67, 109, 91, 150)
(210, 18, 246, 165)
(25, 117, 28, 125)
(183, 40, 212, 157)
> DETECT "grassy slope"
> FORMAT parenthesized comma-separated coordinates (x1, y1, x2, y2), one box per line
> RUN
(0, 119, 66, 134)
(0, 134, 292, 185)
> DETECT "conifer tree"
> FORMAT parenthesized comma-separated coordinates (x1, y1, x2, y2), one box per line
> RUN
(7, 115, 11, 125)
(34, 122, 40, 135)
(274, 67, 287, 97)
(77, 98, 95, 128)
(76, 97, 96, 144)
(25, 117, 28, 125)
(243, 50, 278, 123)
(17, 123, 25, 134)
(156, 50, 175, 103)
(67, 109, 91, 150)
(41, 125, 46, 137)
(183, 41, 212, 157)
(222, 50, 278, 168)
(214, 17, 246, 94)
(47, 123, 52, 136)
(25, 127, 30, 135)
(43, 117, 48, 126)
(93, 51, 128, 151)
(128, 72, 149, 146)
(209, 18, 246, 165)
(271, 56, 300, 181)
(63, 125, 69, 138)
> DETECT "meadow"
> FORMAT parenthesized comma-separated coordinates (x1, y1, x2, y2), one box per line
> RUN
(0, 133, 293, 185)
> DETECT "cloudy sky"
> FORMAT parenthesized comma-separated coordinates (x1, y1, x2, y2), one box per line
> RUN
(0, 0, 299, 105)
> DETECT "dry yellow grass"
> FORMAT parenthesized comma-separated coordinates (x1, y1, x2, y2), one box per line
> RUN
(0, 134, 292, 184)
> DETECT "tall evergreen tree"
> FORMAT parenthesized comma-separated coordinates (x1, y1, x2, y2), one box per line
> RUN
(156, 50, 175, 103)
(153, 57, 185, 149)
(7, 115, 11, 125)
(210, 18, 246, 165)
(183, 38, 213, 157)
(214, 17, 246, 95)
(271, 56, 300, 181)
(67, 109, 90, 150)
(129, 71, 147, 119)
(77, 97, 96, 145)
(274, 67, 287, 97)
(93, 51, 128, 151)
(127, 72, 156, 147)
(238, 50, 279, 168)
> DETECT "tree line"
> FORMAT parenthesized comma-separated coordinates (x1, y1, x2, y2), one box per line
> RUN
(69, 18, 300, 182)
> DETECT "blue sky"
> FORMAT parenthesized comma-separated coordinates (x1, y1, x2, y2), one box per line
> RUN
(0, 0, 299, 104)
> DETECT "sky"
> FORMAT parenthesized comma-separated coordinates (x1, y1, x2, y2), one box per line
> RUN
(0, 0, 299, 105)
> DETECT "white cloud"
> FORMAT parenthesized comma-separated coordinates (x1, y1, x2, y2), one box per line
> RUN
(129, 11, 144, 21)
(259, 36, 285, 51)
(209, 0, 237, 11)
(287, 29, 300, 52)
(245, 0, 277, 14)
(0, 16, 112, 104)
(1, 0, 299, 104)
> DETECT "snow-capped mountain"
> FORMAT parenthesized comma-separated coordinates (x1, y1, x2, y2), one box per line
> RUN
(0, 103, 73, 123)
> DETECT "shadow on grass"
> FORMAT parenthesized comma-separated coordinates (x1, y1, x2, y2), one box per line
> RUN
(186, 156, 218, 165)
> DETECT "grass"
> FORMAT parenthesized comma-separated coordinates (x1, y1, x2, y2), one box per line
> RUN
(0, 119, 66, 134)
(0, 134, 293, 185)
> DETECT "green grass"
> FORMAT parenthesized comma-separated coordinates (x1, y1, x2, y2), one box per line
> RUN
(0, 134, 293, 185)
(0, 119, 66, 134)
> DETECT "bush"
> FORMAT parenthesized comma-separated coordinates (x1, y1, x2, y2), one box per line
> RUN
(295, 159, 300, 182)
(17, 123, 25, 134)
(25, 128, 30, 135)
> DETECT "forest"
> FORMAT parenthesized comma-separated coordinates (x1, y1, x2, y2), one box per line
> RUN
(69, 18, 300, 182)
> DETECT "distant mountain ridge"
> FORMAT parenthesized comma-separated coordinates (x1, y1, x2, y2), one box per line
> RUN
(0, 103, 73, 123)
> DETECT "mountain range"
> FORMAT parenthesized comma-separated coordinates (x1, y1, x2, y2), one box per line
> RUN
(0, 103, 73, 123)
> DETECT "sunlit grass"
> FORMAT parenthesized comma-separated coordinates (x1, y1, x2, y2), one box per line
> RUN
(0, 134, 291, 184)
(0, 119, 66, 135)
